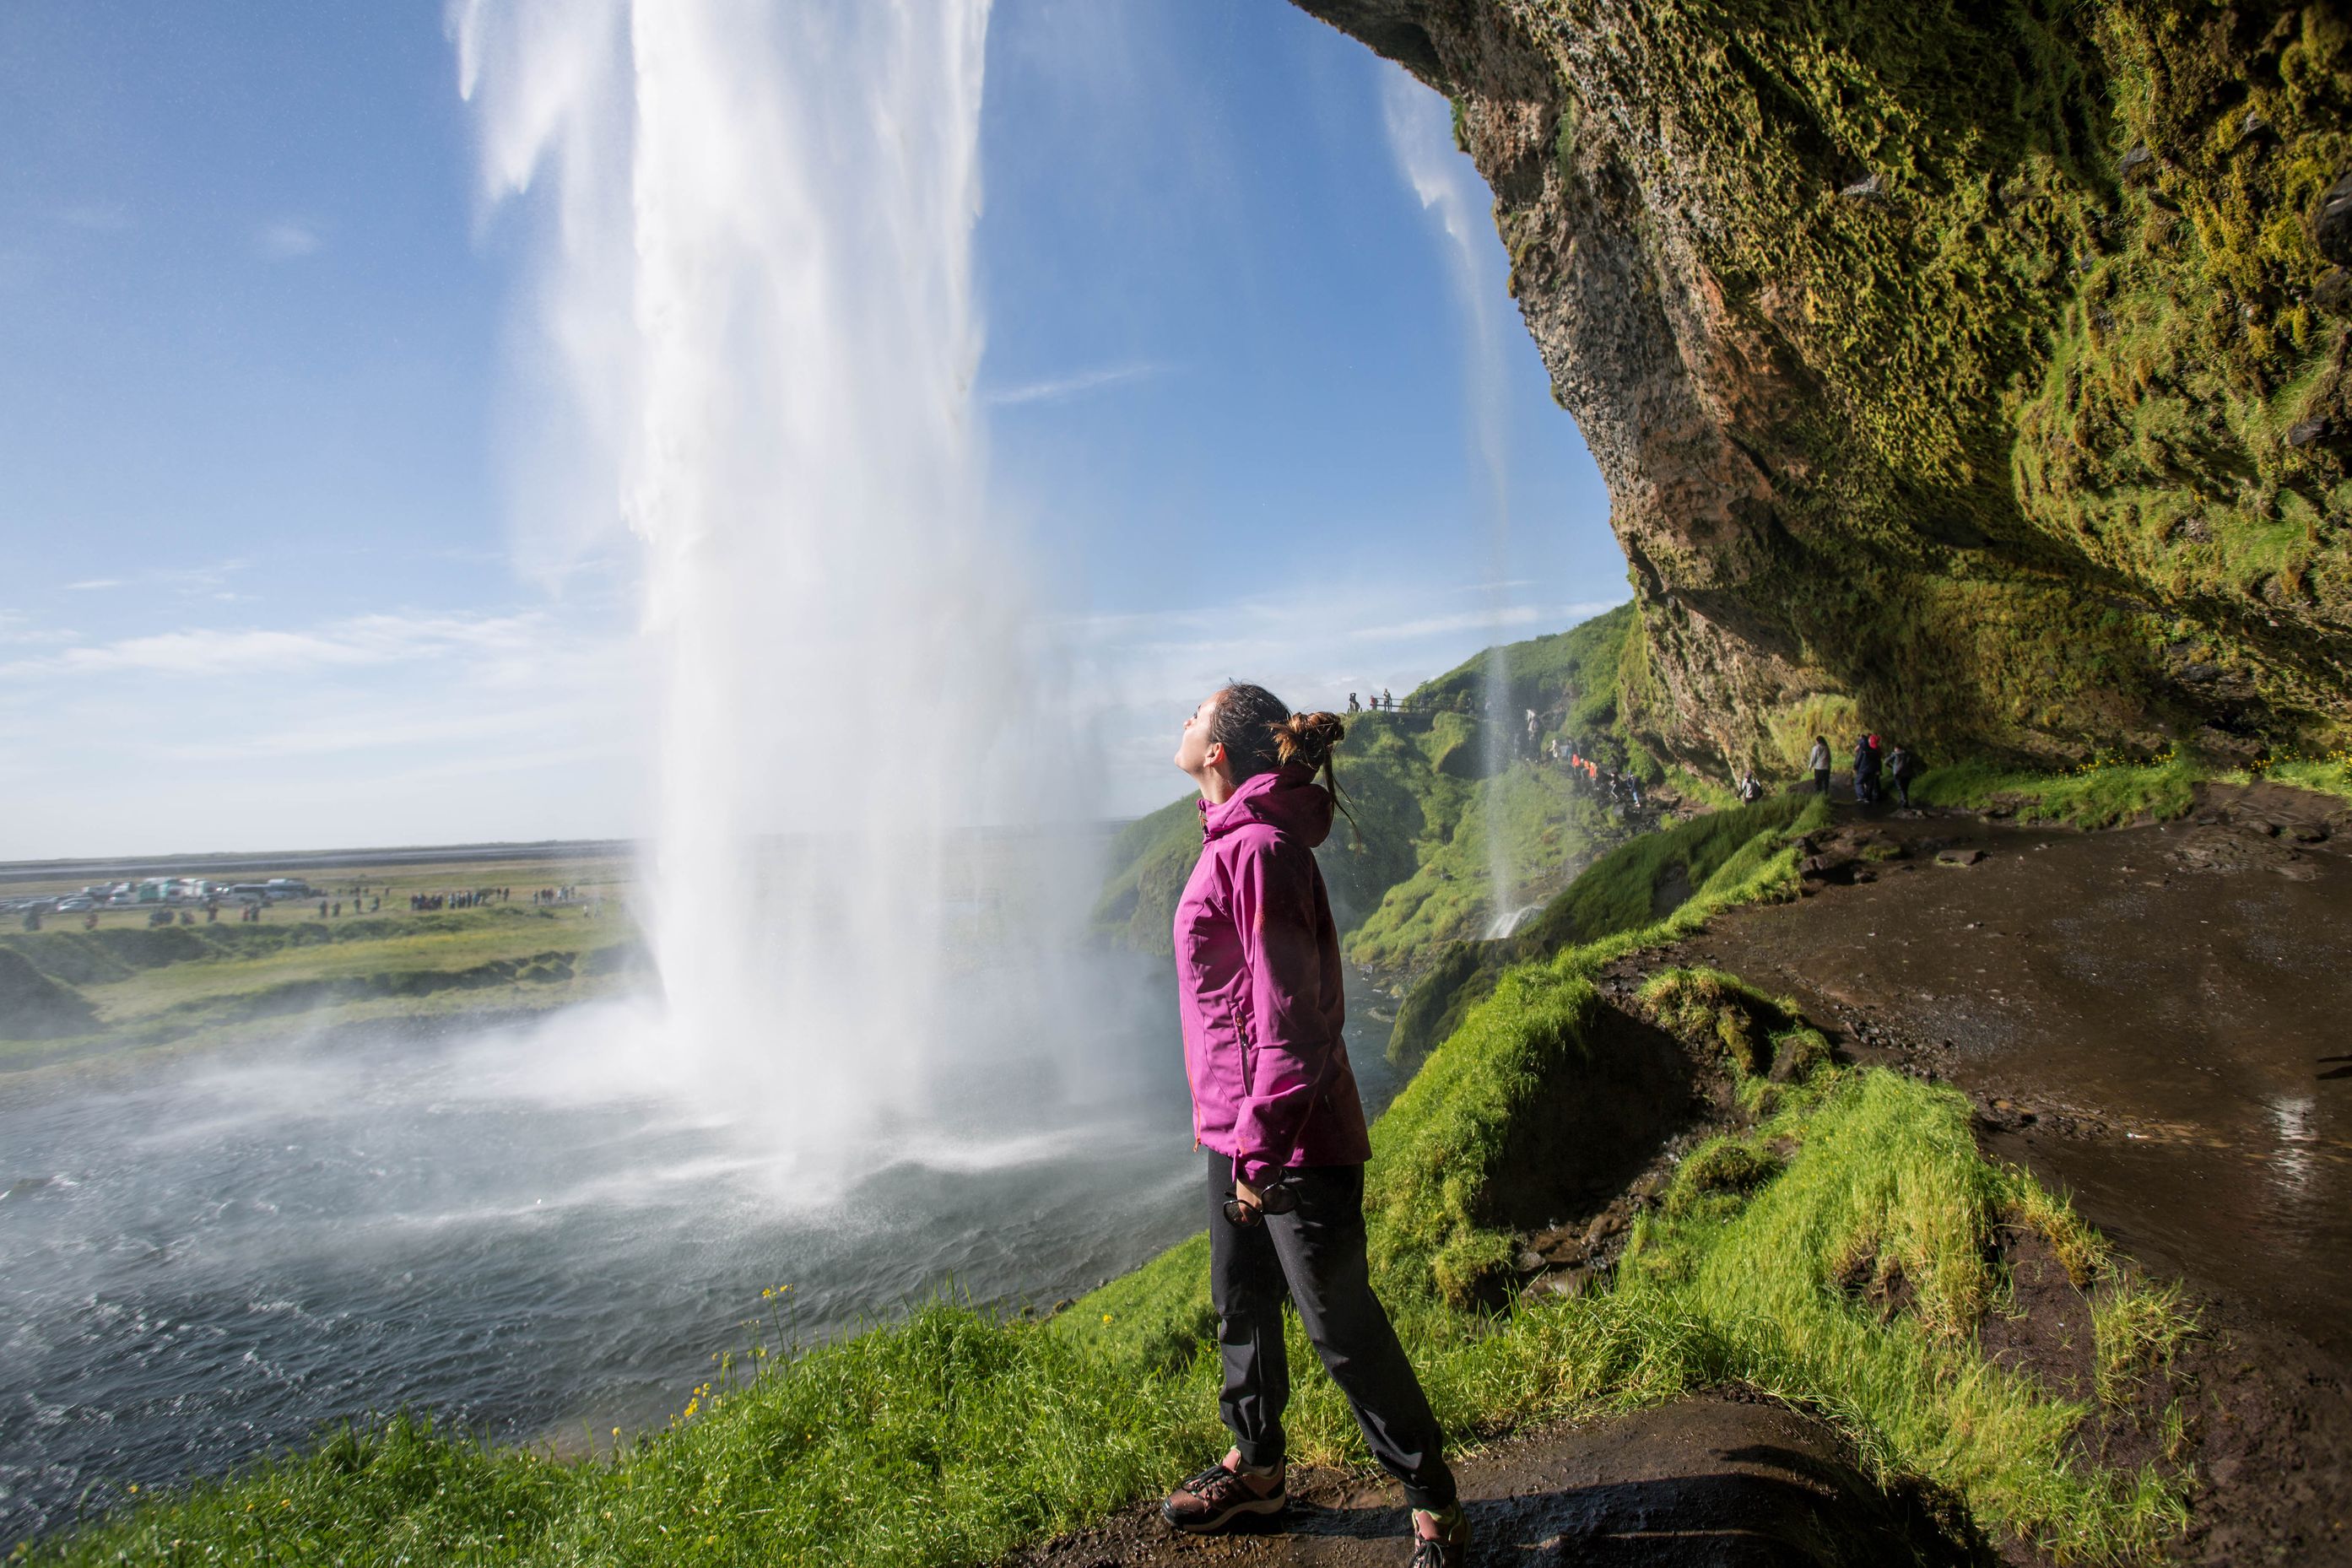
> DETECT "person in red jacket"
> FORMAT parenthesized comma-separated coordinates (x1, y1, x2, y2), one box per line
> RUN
(1158, 682, 1465, 1567)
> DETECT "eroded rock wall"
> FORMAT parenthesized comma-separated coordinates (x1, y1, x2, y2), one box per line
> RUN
(1295, 0, 2352, 774)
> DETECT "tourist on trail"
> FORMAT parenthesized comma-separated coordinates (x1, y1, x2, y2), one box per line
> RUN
(1161, 683, 1466, 1566)
(1737, 768, 1765, 804)
(1348, 692, 1360, 713)
(1852, 734, 1879, 805)
(1808, 735, 1831, 795)
(1381, 687, 1393, 713)
(1887, 743, 1917, 808)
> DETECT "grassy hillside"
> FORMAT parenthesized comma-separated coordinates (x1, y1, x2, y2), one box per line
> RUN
(1388, 792, 1824, 1068)
(1089, 605, 1642, 974)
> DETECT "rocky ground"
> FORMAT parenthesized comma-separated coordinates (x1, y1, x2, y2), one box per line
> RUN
(1011, 1395, 1990, 1567)
(1015, 782, 2352, 1566)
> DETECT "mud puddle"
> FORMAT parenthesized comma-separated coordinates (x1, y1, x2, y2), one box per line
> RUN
(1669, 784, 2352, 1363)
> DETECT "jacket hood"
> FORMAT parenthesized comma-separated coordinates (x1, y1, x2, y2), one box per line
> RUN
(1198, 763, 1333, 849)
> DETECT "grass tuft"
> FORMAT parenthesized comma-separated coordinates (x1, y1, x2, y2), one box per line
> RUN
(2092, 1279, 2201, 1407)
(1909, 754, 2198, 828)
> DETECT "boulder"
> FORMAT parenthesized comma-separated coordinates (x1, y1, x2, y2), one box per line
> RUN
(2318, 170, 2352, 266)
(2316, 268, 2352, 316)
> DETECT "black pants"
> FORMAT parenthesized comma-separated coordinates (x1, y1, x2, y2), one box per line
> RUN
(1814, 768, 1830, 795)
(1204, 1150, 1456, 1510)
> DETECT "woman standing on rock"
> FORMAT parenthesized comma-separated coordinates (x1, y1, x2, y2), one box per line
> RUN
(1158, 683, 1467, 1568)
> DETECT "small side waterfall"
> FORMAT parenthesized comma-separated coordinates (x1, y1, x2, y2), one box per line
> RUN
(1383, 73, 1520, 932)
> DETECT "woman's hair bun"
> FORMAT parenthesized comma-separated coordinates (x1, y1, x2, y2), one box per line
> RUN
(1273, 710, 1345, 770)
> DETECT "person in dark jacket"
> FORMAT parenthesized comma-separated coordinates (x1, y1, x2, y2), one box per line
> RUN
(1161, 683, 1467, 1567)
(1852, 734, 1879, 805)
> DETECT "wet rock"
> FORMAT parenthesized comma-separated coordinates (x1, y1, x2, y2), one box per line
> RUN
(1839, 170, 1885, 201)
(2287, 417, 2332, 448)
(2317, 267, 2352, 315)
(2318, 170, 2352, 265)
(1582, 1210, 1626, 1251)
(2119, 143, 2154, 178)
(1514, 1246, 1547, 1273)
(1533, 1265, 1596, 1300)
(1935, 847, 1986, 867)
(2240, 109, 2274, 140)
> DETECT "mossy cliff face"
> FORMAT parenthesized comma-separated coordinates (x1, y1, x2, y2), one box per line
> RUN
(1295, 0, 2352, 772)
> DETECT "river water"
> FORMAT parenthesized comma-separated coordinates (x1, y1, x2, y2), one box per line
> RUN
(0, 961, 1398, 1544)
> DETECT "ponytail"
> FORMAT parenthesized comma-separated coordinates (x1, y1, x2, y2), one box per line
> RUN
(1210, 684, 1360, 845)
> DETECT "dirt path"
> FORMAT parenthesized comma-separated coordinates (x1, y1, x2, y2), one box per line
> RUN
(1663, 782, 2352, 1361)
(1012, 1397, 1984, 1568)
(1621, 781, 2352, 1564)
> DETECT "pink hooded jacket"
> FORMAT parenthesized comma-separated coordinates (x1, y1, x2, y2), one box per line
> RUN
(1174, 764, 1373, 1185)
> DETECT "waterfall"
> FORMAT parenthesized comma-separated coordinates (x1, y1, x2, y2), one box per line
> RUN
(453, 0, 1014, 1159)
(1381, 73, 1520, 930)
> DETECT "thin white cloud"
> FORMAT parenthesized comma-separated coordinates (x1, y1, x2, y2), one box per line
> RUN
(986, 360, 1168, 407)
(0, 602, 643, 857)
(256, 219, 323, 261)
(0, 611, 554, 681)
(46, 560, 244, 598)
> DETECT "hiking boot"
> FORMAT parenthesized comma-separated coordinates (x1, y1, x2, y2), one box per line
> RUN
(1159, 1458, 1285, 1533)
(1408, 1503, 1469, 1567)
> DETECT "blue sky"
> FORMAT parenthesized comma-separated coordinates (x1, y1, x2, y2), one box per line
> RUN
(0, 0, 1625, 858)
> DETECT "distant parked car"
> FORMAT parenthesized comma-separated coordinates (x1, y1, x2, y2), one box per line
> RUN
(56, 897, 95, 911)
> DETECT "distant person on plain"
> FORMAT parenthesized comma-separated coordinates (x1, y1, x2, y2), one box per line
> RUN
(1160, 683, 1467, 1566)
